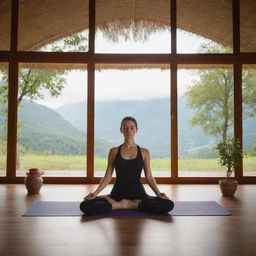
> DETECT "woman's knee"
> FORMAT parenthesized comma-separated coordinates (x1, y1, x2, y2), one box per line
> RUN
(161, 199, 174, 212)
(139, 197, 174, 214)
(152, 198, 174, 212)
(80, 198, 112, 215)
(80, 199, 91, 213)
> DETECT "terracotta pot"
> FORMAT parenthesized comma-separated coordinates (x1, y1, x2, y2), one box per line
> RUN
(219, 179, 238, 197)
(24, 168, 44, 194)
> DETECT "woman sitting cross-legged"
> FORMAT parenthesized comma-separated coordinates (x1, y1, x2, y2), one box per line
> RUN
(80, 116, 174, 216)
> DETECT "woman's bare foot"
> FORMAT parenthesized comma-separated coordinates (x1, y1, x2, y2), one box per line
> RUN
(103, 196, 123, 210)
(120, 199, 142, 209)
(103, 196, 141, 210)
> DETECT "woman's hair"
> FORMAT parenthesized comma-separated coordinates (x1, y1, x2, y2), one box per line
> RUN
(120, 116, 138, 129)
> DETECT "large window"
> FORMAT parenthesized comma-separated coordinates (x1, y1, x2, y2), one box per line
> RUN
(0, 1, 255, 183)
(0, 63, 8, 177)
(16, 63, 87, 177)
(95, 0, 171, 53)
(95, 64, 171, 177)
(178, 65, 234, 177)
(242, 65, 256, 177)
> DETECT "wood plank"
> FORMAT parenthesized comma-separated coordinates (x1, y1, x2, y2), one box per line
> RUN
(0, 51, 254, 64)
(6, 0, 19, 178)
(6, 60, 18, 178)
(234, 64, 243, 180)
(10, 0, 18, 52)
(171, 64, 178, 182)
(88, 0, 95, 54)
(87, 61, 95, 180)
(0, 184, 255, 256)
(1, 176, 256, 184)
(171, 0, 176, 54)
(232, 0, 240, 54)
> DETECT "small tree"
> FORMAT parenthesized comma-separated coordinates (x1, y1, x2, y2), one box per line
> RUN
(216, 138, 246, 181)
(185, 42, 256, 143)
(0, 32, 87, 167)
(0, 32, 87, 107)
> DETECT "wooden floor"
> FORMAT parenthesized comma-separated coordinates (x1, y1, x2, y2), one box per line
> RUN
(0, 184, 256, 256)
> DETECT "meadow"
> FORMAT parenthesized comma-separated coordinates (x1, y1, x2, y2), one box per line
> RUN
(0, 154, 255, 173)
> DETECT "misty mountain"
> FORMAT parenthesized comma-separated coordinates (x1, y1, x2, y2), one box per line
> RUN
(57, 97, 221, 158)
(0, 97, 255, 158)
(57, 97, 256, 158)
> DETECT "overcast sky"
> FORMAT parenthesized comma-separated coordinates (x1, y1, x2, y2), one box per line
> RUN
(35, 30, 208, 109)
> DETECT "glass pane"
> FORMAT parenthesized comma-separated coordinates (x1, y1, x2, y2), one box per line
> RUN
(0, 0, 11, 50)
(95, 64, 170, 177)
(17, 63, 87, 177)
(240, 0, 256, 52)
(18, 0, 89, 52)
(177, 0, 233, 53)
(0, 63, 8, 177)
(95, 0, 171, 53)
(242, 65, 256, 176)
(178, 65, 234, 177)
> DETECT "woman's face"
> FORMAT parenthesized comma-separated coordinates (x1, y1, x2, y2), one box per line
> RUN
(120, 120, 138, 138)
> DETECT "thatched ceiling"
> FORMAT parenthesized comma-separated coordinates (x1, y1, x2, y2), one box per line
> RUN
(0, 0, 255, 52)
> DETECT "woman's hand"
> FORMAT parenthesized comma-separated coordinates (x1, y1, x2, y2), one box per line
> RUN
(84, 192, 97, 200)
(156, 192, 169, 199)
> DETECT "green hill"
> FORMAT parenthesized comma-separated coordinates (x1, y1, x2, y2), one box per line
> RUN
(1, 97, 255, 158)
(15, 100, 110, 156)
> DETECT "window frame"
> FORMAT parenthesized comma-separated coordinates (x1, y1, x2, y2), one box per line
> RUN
(0, 0, 255, 184)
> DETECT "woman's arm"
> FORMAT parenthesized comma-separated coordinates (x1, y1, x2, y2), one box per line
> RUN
(84, 147, 117, 200)
(142, 148, 169, 199)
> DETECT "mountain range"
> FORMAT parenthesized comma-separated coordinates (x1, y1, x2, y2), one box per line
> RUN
(0, 99, 110, 156)
(57, 97, 256, 158)
(1, 97, 255, 158)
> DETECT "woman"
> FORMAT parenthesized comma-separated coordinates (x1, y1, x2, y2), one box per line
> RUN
(80, 116, 174, 215)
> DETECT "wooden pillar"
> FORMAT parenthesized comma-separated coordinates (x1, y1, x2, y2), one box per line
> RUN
(171, 64, 178, 182)
(87, 0, 96, 180)
(232, 0, 240, 55)
(6, 0, 19, 178)
(232, 0, 243, 180)
(170, 0, 178, 182)
(234, 64, 243, 180)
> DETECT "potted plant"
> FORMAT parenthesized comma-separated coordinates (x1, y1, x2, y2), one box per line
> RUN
(216, 138, 246, 197)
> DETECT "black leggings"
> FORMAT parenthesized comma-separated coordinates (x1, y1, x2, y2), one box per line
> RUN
(80, 196, 174, 216)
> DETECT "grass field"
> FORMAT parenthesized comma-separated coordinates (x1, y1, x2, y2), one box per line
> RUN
(0, 154, 255, 172)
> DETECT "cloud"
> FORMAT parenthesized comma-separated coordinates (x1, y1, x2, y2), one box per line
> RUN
(34, 30, 206, 109)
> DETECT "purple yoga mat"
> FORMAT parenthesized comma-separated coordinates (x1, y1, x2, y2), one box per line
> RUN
(22, 200, 231, 217)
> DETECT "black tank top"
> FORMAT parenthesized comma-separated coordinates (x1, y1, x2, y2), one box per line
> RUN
(110, 145, 148, 200)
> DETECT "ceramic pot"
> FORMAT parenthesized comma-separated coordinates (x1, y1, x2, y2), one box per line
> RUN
(219, 179, 238, 197)
(24, 168, 44, 194)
